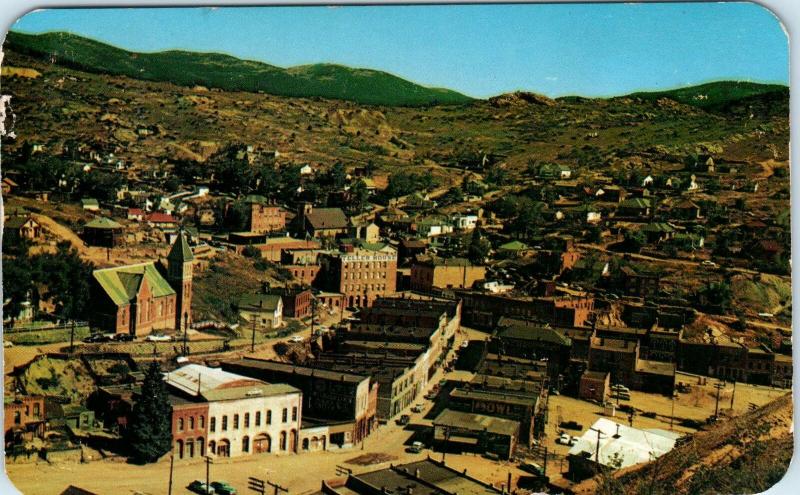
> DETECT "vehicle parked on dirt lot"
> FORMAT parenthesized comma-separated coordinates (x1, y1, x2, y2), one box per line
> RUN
(412, 403, 425, 413)
(211, 481, 237, 495)
(396, 414, 410, 426)
(188, 480, 215, 494)
(408, 441, 424, 453)
(145, 333, 172, 342)
(556, 433, 576, 446)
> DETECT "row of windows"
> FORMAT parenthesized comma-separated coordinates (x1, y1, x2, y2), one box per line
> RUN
(343, 271, 387, 280)
(208, 407, 297, 433)
(343, 261, 390, 269)
(176, 414, 205, 432)
(343, 284, 386, 293)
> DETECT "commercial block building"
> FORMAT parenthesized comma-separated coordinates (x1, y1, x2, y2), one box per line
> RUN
(319, 245, 398, 308)
(411, 257, 486, 292)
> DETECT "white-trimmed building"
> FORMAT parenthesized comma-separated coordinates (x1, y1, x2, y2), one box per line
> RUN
(164, 364, 302, 458)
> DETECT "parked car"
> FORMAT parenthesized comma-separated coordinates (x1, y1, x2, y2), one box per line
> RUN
(145, 333, 172, 342)
(112, 333, 134, 342)
(556, 433, 576, 446)
(412, 403, 425, 413)
(188, 480, 215, 494)
(519, 461, 545, 476)
(211, 481, 237, 495)
(408, 441, 424, 453)
(290, 336, 304, 343)
(83, 333, 111, 343)
(701, 260, 717, 267)
(396, 414, 410, 426)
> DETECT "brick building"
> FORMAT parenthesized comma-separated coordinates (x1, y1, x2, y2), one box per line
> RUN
(243, 195, 286, 233)
(455, 289, 595, 329)
(222, 358, 378, 446)
(268, 285, 313, 318)
(89, 231, 193, 336)
(410, 257, 486, 292)
(319, 245, 398, 308)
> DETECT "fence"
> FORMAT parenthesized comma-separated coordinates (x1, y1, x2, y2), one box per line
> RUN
(4, 321, 89, 334)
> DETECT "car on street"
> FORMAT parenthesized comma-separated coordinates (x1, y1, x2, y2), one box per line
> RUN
(145, 333, 172, 342)
(83, 333, 111, 343)
(112, 333, 135, 342)
(519, 461, 545, 476)
(188, 480, 215, 494)
(396, 414, 410, 426)
(211, 481, 237, 495)
(701, 260, 717, 267)
(407, 441, 424, 453)
(412, 403, 425, 413)
(556, 433, 576, 446)
(290, 335, 304, 343)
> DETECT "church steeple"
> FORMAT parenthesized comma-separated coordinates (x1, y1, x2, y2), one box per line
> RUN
(167, 229, 193, 333)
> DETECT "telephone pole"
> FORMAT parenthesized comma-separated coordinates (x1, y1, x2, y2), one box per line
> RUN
(266, 480, 288, 495)
(713, 382, 724, 419)
(168, 451, 174, 495)
(730, 380, 736, 410)
(205, 455, 212, 495)
(251, 314, 257, 352)
(69, 319, 76, 353)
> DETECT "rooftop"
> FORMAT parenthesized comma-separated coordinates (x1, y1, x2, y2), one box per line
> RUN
(344, 459, 502, 495)
(163, 364, 299, 402)
(433, 409, 520, 436)
(225, 358, 368, 383)
(93, 262, 175, 307)
(567, 418, 679, 470)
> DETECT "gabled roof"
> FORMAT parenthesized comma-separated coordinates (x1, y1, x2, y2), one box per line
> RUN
(81, 198, 99, 207)
(642, 222, 675, 233)
(306, 207, 348, 230)
(93, 262, 175, 306)
(84, 217, 123, 230)
(619, 197, 651, 209)
(238, 293, 282, 312)
(498, 240, 530, 251)
(146, 212, 177, 224)
(167, 229, 194, 263)
(4, 215, 38, 230)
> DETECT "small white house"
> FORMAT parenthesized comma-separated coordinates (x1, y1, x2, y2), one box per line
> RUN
(300, 164, 313, 176)
(642, 175, 654, 187)
(586, 211, 602, 224)
(452, 213, 479, 231)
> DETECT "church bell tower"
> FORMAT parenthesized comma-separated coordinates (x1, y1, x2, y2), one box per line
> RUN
(167, 229, 194, 332)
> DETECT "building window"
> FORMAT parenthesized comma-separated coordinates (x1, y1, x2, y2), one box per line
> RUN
(210, 417, 216, 432)
(267, 410, 272, 425)
(189, 416, 195, 430)
(242, 436, 250, 453)
(13, 411, 20, 424)
(282, 408, 288, 423)
(178, 418, 184, 432)
(244, 413, 250, 428)
(292, 407, 297, 421)
(200, 416, 205, 428)
(33, 403, 40, 418)
(255, 411, 261, 426)
(222, 416, 228, 431)
(234, 414, 239, 429)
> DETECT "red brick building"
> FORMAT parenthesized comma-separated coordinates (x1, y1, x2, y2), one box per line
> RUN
(89, 231, 193, 336)
(268, 286, 313, 318)
(244, 195, 287, 233)
(171, 400, 209, 459)
(320, 245, 398, 308)
(4, 396, 46, 441)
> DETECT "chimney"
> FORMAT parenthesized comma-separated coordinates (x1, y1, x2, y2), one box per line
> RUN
(415, 469, 420, 478)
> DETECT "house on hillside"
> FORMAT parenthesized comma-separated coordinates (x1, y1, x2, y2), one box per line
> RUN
(81, 198, 100, 211)
(83, 217, 124, 248)
(3, 215, 42, 242)
(237, 293, 284, 330)
(297, 204, 349, 238)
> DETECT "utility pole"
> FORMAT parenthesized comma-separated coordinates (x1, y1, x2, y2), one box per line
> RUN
(441, 426, 451, 463)
(543, 446, 548, 475)
(730, 380, 736, 410)
(205, 455, 212, 495)
(251, 314, 257, 353)
(670, 391, 676, 431)
(311, 296, 316, 336)
(589, 427, 606, 464)
(69, 319, 76, 353)
(266, 480, 288, 495)
(168, 451, 174, 495)
(713, 382, 724, 419)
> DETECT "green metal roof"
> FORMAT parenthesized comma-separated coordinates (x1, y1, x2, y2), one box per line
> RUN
(81, 198, 99, 206)
(167, 230, 194, 262)
(498, 240, 530, 251)
(93, 262, 176, 306)
(619, 197, 651, 209)
(238, 293, 282, 312)
(84, 217, 123, 229)
(642, 223, 675, 233)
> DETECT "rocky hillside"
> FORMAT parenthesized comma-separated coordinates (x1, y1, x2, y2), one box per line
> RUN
(589, 393, 793, 495)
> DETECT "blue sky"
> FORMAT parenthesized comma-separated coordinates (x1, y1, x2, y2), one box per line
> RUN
(10, 3, 788, 98)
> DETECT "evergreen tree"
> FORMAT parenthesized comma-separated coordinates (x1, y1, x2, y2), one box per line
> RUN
(126, 361, 172, 463)
(467, 228, 490, 264)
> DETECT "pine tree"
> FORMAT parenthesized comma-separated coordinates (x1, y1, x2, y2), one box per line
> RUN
(126, 361, 172, 463)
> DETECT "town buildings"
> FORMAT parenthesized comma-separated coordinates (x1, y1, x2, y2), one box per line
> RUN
(222, 358, 378, 446)
(164, 364, 303, 459)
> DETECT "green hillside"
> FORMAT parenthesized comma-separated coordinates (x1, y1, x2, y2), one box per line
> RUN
(626, 80, 789, 111)
(3, 30, 474, 107)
